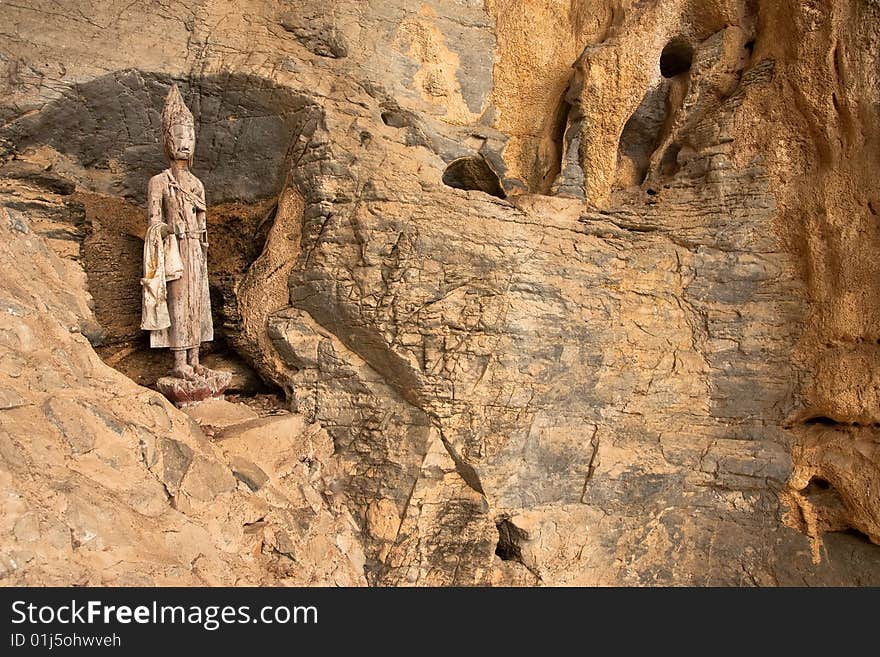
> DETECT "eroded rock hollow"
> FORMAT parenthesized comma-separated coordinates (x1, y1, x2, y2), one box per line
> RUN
(1, 0, 879, 585)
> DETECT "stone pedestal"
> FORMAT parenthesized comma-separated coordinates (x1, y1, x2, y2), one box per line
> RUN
(156, 369, 232, 406)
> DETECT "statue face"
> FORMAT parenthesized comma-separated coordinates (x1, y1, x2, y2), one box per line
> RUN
(166, 123, 195, 162)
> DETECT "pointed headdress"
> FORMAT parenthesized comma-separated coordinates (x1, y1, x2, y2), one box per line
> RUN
(161, 84, 195, 161)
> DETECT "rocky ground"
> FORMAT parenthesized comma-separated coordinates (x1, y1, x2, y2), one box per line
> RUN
(1, 0, 880, 586)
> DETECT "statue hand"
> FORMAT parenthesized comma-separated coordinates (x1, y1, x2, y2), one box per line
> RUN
(158, 222, 174, 237)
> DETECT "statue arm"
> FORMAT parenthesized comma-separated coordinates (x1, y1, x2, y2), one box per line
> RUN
(147, 176, 173, 237)
(196, 179, 208, 247)
(147, 176, 163, 225)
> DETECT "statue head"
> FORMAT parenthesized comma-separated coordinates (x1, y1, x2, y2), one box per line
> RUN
(161, 84, 195, 165)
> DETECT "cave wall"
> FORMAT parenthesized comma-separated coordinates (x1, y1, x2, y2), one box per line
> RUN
(1, 0, 880, 585)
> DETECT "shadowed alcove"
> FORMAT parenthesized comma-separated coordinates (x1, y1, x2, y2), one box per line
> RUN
(1, 69, 323, 398)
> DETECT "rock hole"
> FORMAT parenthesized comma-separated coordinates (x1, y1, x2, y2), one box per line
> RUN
(540, 89, 572, 195)
(659, 39, 694, 78)
(615, 83, 670, 189)
(380, 109, 414, 129)
(800, 475, 849, 530)
(805, 476, 831, 491)
(253, 202, 278, 260)
(494, 516, 542, 580)
(804, 416, 840, 426)
(646, 188, 657, 196)
(659, 143, 681, 177)
(442, 156, 506, 199)
(744, 39, 756, 54)
(837, 527, 872, 543)
(495, 517, 525, 562)
(868, 201, 876, 216)
(798, 477, 876, 549)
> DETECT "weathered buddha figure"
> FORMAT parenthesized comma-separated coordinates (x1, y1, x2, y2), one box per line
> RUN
(141, 85, 213, 380)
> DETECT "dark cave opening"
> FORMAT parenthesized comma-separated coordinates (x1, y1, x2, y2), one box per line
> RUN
(495, 517, 525, 562)
(803, 476, 832, 492)
(803, 416, 841, 426)
(796, 474, 868, 542)
(615, 82, 671, 189)
(540, 88, 572, 195)
(838, 527, 872, 544)
(442, 156, 506, 199)
(660, 39, 694, 78)
(659, 142, 682, 177)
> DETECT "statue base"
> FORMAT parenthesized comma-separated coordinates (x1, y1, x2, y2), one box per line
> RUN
(156, 369, 233, 407)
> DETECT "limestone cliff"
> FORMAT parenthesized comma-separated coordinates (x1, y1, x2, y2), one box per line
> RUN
(1, 0, 879, 586)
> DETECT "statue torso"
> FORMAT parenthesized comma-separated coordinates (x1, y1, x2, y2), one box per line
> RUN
(158, 168, 206, 237)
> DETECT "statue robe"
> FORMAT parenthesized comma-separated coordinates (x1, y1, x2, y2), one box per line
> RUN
(141, 168, 213, 350)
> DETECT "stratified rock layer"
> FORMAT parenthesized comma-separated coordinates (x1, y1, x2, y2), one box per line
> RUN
(1, 0, 879, 586)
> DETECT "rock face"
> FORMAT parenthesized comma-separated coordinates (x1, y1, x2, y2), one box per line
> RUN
(0, 208, 365, 585)
(1, 0, 880, 586)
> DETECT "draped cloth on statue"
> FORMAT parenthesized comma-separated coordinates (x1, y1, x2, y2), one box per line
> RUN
(142, 168, 213, 350)
(140, 221, 171, 331)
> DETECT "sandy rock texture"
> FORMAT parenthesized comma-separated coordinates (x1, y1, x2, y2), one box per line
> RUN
(0, 205, 365, 585)
(1, 0, 880, 585)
